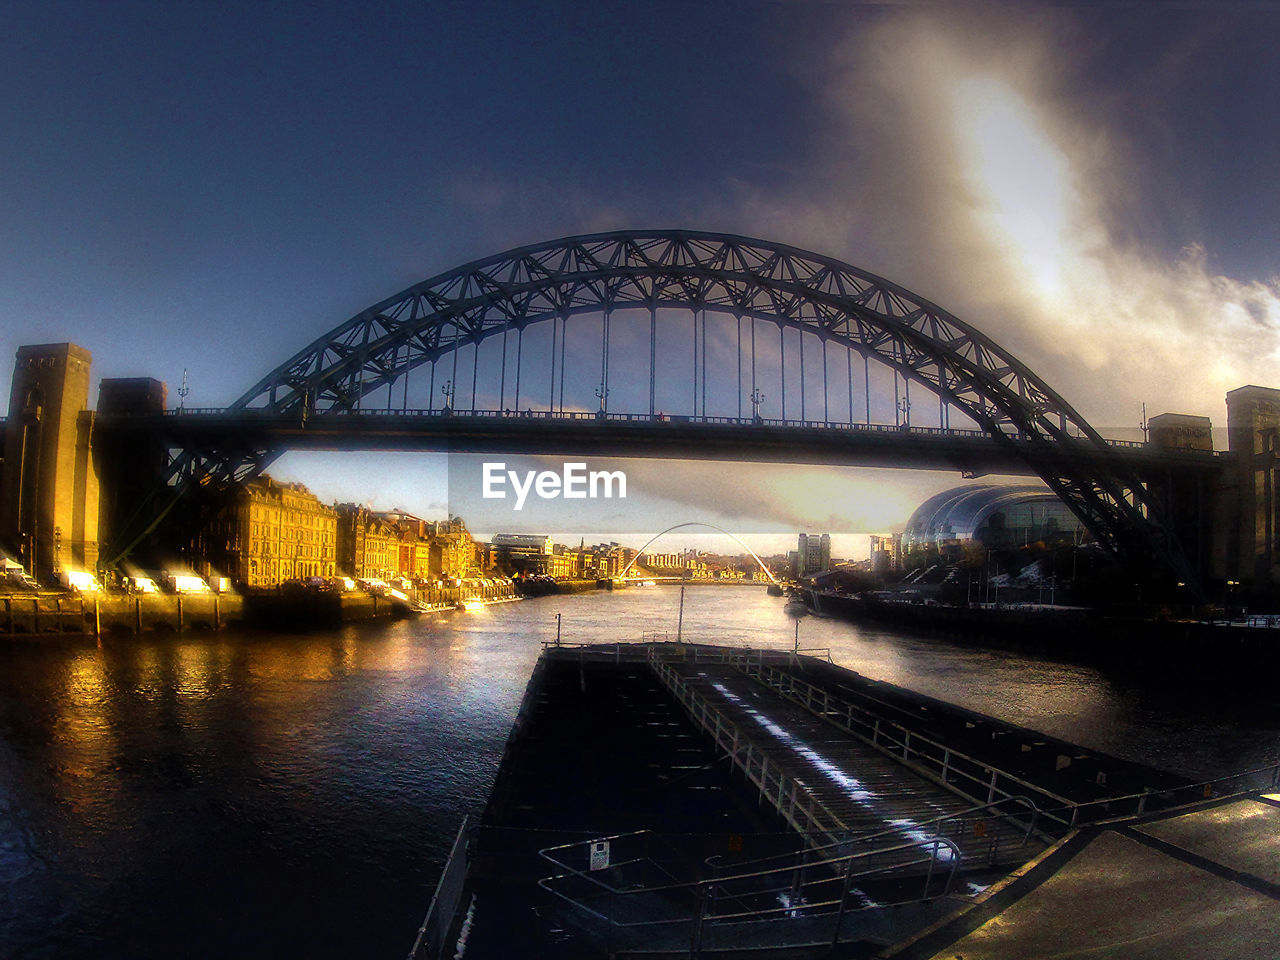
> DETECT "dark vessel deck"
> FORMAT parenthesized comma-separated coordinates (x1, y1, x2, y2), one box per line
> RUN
(408, 642, 1277, 959)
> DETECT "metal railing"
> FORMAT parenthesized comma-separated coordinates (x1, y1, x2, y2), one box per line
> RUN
(649, 653, 852, 841)
(134, 404, 1184, 452)
(406, 815, 470, 960)
(736, 656, 1280, 829)
(1040, 761, 1280, 825)
(537, 827, 961, 952)
(647, 648, 1044, 870)
(736, 658, 1081, 828)
(546, 642, 1279, 830)
(705, 793, 1042, 876)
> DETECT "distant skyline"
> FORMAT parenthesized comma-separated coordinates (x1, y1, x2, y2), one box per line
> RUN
(4, 1, 1277, 548)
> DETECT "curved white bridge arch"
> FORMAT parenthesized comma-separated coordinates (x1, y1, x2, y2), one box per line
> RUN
(618, 522, 780, 584)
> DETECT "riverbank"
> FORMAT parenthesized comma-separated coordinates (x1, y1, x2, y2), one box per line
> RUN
(514, 578, 599, 596)
(802, 590, 1280, 669)
(0, 579, 522, 636)
(1, 591, 245, 635)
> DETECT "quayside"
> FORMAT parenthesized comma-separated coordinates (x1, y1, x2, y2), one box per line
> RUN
(408, 641, 1280, 959)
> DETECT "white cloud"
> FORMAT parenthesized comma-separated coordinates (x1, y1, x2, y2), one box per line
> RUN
(717, 8, 1280, 431)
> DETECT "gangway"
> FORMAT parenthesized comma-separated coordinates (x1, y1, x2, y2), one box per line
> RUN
(646, 647, 1047, 873)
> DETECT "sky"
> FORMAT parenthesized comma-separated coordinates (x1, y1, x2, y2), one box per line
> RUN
(3, 1, 1279, 558)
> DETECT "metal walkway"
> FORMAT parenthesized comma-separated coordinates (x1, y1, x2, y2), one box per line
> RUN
(649, 649, 1045, 873)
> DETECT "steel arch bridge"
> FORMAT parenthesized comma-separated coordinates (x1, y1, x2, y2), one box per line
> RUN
(103, 229, 1207, 590)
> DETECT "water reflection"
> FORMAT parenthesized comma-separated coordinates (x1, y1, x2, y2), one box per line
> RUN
(0, 587, 1275, 958)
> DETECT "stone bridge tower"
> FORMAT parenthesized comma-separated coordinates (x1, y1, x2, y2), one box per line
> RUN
(0, 343, 100, 580)
(1222, 385, 1280, 590)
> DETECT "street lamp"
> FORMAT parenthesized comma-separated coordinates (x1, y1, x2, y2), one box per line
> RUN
(750, 389, 766, 423)
(595, 385, 610, 416)
(440, 379, 454, 411)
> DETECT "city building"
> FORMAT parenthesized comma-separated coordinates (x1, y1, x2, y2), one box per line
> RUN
(899, 483, 1089, 565)
(639, 548, 707, 576)
(576, 541, 626, 579)
(335, 505, 400, 581)
(491, 534, 556, 576)
(869, 533, 903, 576)
(795, 533, 831, 577)
(421, 516, 475, 581)
(336, 510, 476, 582)
(200, 476, 338, 587)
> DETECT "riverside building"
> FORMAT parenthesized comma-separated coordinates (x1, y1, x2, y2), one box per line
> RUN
(196, 476, 338, 588)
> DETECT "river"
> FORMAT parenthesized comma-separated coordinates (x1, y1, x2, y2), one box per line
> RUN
(1, 586, 1276, 958)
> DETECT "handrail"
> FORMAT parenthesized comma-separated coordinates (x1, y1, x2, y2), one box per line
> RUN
(647, 653, 854, 840)
(704, 793, 1041, 873)
(550, 642, 1278, 829)
(736, 658, 1079, 825)
(1040, 760, 1280, 825)
(537, 830, 962, 931)
(117, 404, 1194, 453)
(739, 657, 1280, 828)
(406, 815, 470, 960)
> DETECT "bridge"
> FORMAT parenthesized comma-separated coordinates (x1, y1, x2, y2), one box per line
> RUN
(5, 229, 1272, 596)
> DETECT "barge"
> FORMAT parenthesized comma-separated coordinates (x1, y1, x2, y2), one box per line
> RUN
(409, 641, 1280, 958)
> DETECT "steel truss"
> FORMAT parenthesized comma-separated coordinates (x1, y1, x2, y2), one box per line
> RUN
(151, 230, 1194, 587)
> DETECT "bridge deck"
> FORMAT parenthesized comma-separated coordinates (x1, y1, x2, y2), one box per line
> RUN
(97, 407, 1223, 475)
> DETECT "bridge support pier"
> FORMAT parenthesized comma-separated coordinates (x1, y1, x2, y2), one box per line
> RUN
(1218, 386, 1280, 595)
(0, 343, 100, 582)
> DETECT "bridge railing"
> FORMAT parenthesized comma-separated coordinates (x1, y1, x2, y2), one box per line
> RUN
(132, 404, 1187, 452)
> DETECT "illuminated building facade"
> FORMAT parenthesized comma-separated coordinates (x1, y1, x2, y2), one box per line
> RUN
(335, 505, 399, 580)
(200, 476, 337, 587)
(795, 533, 831, 577)
(869, 534, 903, 576)
(900, 484, 1089, 560)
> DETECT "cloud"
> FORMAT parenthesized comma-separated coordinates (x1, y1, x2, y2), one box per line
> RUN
(713, 7, 1280, 431)
(280, 8, 1280, 544)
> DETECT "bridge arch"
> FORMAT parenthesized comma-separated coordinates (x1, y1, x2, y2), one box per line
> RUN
(617, 522, 780, 583)
(228, 230, 1193, 587)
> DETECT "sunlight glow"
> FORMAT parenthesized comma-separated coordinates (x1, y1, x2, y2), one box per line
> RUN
(953, 77, 1069, 303)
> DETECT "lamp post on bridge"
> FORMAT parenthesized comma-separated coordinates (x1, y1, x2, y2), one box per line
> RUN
(750, 389, 765, 424)
(440, 379, 454, 412)
(595, 385, 609, 418)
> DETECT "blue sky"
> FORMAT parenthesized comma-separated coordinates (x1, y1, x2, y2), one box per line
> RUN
(3, 1, 1278, 555)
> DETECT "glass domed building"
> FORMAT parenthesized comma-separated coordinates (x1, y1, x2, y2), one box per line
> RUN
(901, 483, 1090, 554)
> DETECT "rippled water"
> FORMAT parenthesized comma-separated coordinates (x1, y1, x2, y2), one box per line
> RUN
(0, 587, 1275, 958)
